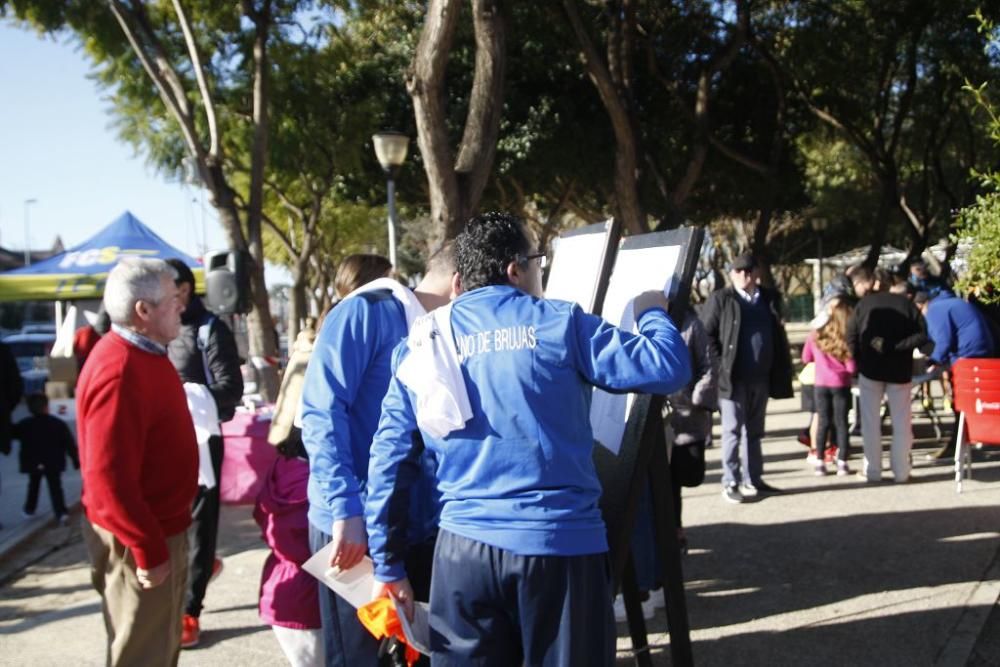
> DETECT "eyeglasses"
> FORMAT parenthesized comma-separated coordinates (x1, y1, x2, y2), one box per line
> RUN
(518, 252, 548, 270)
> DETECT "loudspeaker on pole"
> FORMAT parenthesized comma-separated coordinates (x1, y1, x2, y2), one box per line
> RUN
(204, 249, 252, 315)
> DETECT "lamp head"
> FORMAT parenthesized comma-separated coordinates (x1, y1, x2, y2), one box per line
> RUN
(372, 131, 410, 175)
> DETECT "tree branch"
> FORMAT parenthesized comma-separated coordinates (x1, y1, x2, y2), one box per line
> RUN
(107, 0, 200, 159)
(170, 0, 220, 157)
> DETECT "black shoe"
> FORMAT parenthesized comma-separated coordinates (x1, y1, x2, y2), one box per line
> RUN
(722, 485, 744, 504)
(750, 481, 782, 495)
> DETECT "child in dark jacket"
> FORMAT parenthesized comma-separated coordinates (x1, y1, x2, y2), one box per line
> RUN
(13, 393, 78, 523)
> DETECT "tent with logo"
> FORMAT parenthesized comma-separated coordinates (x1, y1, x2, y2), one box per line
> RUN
(0, 210, 204, 302)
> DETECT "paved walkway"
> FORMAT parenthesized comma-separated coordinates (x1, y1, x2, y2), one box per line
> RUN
(0, 396, 998, 665)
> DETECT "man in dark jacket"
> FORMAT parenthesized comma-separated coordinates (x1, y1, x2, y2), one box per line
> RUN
(165, 258, 243, 648)
(1, 339, 24, 525)
(702, 254, 793, 503)
(848, 266, 928, 483)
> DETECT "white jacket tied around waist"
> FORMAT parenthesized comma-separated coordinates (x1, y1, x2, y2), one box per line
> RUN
(184, 382, 220, 489)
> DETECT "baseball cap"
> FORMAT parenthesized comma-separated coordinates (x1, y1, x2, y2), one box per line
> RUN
(731, 253, 757, 272)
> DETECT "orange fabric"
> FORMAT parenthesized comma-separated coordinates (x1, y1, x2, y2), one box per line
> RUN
(357, 597, 420, 666)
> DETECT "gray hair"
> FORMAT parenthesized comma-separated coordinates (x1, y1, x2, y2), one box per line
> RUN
(103, 257, 178, 326)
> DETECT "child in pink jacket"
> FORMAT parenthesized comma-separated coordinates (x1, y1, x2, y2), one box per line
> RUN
(801, 299, 857, 476)
(255, 435, 324, 666)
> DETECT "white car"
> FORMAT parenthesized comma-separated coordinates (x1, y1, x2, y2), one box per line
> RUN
(3, 330, 57, 394)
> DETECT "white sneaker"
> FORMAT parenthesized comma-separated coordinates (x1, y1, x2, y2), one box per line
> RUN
(650, 588, 666, 608)
(738, 483, 759, 498)
(613, 593, 656, 622)
(613, 594, 627, 622)
(641, 596, 657, 619)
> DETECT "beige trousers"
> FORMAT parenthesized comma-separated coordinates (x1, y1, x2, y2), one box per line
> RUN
(82, 519, 189, 667)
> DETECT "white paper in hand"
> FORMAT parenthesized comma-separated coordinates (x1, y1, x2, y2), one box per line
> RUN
(301, 543, 374, 609)
(393, 598, 432, 656)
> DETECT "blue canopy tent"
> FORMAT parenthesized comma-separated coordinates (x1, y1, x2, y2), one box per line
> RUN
(0, 211, 204, 301)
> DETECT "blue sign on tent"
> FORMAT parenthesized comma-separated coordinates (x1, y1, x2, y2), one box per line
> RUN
(0, 211, 204, 301)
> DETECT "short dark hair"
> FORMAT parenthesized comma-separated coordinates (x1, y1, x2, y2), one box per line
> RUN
(850, 266, 874, 286)
(165, 258, 196, 288)
(454, 212, 532, 291)
(26, 392, 48, 416)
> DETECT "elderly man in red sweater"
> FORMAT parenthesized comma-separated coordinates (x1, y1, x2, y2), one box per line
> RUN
(77, 257, 197, 667)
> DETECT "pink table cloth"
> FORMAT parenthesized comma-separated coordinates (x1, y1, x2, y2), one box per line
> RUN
(220, 408, 277, 505)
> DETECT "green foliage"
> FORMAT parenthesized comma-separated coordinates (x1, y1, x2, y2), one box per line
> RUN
(954, 191, 1000, 302)
(953, 10, 1000, 303)
(5, 0, 1000, 274)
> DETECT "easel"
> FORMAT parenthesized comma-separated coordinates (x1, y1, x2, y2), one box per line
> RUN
(548, 223, 703, 667)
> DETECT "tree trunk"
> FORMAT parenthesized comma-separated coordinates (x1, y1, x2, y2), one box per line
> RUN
(864, 179, 895, 268)
(751, 207, 776, 289)
(288, 275, 306, 345)
(408, 0, 507, 242)
(563, 0, 646, 235)
(245, 2, 279, 400)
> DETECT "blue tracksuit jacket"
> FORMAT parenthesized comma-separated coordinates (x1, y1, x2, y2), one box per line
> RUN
(301, 289, 439, 544)
(925, 293, 995, 367)
(365, 284, 692, 581)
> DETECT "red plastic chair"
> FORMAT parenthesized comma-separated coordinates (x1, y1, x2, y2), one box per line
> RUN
(950, 358, 1000, 492)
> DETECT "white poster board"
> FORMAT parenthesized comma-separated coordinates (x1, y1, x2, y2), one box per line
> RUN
(544, 221, 613, 311)
(590, 242, 683, 455)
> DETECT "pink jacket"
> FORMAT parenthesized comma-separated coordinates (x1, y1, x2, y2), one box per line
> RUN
(802, 333, 856, 389)
(254, 456, 321, 629)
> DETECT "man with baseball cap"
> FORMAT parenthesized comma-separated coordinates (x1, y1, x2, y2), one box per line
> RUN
(702, 253, 794, 503)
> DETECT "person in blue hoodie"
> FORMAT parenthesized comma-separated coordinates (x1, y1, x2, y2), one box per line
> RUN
(301, 248, 456, 667)
(916, 288, 997, 461)
(917, 289, 995, 369)
(364, 212, 692, 666)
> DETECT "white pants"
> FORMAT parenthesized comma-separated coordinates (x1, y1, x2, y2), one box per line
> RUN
(272, 625, 324, 667)
(858, 374, 913, 482)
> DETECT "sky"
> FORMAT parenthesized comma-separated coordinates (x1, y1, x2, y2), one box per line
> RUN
(0, 21, 290, 285)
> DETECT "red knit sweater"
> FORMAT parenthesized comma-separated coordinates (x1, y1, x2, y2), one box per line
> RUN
(77, 332, 198, 569)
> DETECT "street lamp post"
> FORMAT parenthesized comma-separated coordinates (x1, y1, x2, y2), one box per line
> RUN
(811, 217, 829, 313)
(372, 131, 410, 267)
(23, 198, 37, 267)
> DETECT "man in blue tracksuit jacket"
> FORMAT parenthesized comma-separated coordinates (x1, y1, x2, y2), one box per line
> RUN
(918, 289, 995, 368)
(301, 248, 455, 667)
(365, 212, 692, 666)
